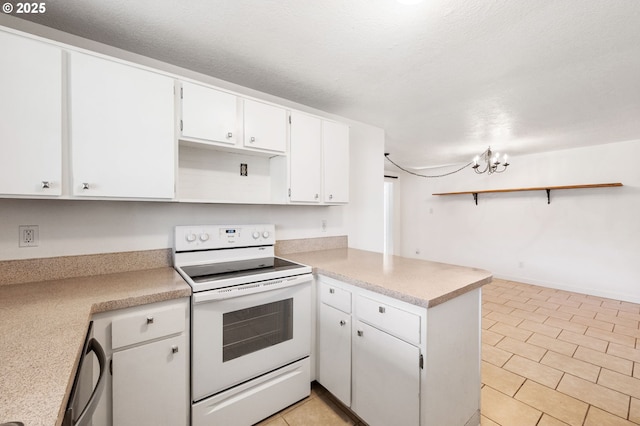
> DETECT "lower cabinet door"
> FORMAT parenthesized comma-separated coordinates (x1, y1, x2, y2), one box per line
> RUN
(352, 320, 420, 426)
(317, 302, 351, 406)
(112, 335, 187, 426)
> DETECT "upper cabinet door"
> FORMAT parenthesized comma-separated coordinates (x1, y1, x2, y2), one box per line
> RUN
(69, 52, 175, 199)
(289, 111, 322, 203)
(323, 121, 350, 203)
(0, 31, 62, 196)
(180, 82, 238, 145)
(243, 99, 287, 153)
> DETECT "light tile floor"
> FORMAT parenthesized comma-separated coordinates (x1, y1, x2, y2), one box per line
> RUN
(259, 279, 640, 425)
(481, 279, 640, 426)
(257, 382, 364, 426)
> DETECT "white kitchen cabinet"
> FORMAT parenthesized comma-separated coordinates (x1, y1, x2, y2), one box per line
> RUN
(179, 81, 238, 146)
(68, 52, 175, 199)
(317, 297, 351, 406)
(0, 30, 62, 196)
(316, 275, 423, 426)
(316, 274, 482, 426)
(286, 113, 349, 204)
(322, 121, 349, 203)
(91, 298, 190, 426)
(317, 276, 420, 423)
(352, 320, 420, 426)
(112, 335, 186, 426)
(243, 99, 287, 153)
(289, 111, 322, 202)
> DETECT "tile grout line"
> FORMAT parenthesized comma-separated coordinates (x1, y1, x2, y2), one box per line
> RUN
(482, 280, 640, 426)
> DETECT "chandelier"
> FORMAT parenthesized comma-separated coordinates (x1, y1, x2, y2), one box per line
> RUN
(472, 146, 509, 175)
(384, 146, 511, 178)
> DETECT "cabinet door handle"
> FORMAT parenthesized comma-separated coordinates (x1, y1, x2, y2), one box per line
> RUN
(329, 288, 335, 294)
(227, 132, 233, 138)
(329, 194, 333, 200)
(146, 316, 154, 324)
(82, 182, 90, 190)
(42, 181, 50, 189)
(339, 320, 346, 326)
(315, 193, 319, 199)
(171, 345, 179, 354)
(357, 330, 363, 337)
(379, 306, 386, 314)
(250, 136, 256, 143)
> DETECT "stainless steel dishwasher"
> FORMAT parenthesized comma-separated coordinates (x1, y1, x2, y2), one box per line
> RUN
(63, 322, 107, 426)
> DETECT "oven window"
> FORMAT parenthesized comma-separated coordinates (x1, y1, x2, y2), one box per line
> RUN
(222, 298, 293, 362)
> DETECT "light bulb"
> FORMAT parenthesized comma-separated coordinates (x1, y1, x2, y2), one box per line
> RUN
(473, 155, 479, 164)
(503, 154, 509, 163)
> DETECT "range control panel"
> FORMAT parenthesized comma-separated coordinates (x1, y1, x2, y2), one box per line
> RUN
(174, 224, 276, 252)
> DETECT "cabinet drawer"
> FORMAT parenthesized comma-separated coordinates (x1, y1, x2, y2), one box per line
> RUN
(355, 295, 420, 345)
(319, 280, 351, 313)
(112, 304, 185, 349)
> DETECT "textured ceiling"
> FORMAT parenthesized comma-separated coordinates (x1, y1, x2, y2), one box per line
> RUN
(13, 0, 640, 168)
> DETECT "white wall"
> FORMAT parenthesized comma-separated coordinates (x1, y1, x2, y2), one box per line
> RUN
(346, 125, 386, 253)
(398, 140, 640, 303)
(0, 200, 347, 260)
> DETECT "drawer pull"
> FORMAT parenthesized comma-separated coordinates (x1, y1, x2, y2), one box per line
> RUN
(378, 306, 386, 314)
(171, 345, 179, 354)
(329, 288, 335, 294)
(146, 316, 154, 324)
(339, 320, 346, 326)
(357, 330, 363, 337)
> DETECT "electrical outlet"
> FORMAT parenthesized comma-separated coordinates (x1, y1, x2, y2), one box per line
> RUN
(19, 225, 39, 247)
(240, 163, 248, 176)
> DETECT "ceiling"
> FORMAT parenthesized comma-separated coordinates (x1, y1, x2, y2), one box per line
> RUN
(14, 0, 640, 168)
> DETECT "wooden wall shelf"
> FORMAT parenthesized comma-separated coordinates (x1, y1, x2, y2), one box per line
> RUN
(433, 183, 623, 205)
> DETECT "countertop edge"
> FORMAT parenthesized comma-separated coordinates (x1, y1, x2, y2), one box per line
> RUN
(314, 267, 492, 308)
(90, 288, 192, 314)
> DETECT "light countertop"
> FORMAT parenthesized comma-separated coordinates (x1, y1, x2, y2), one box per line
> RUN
(0, 267, 191, 426)
(282, 248, 492, 308)
(0, 246, 490, 425)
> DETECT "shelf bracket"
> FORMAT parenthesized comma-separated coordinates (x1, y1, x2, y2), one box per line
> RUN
(472, 193, 478, 205)
(546, 189, 551, 204)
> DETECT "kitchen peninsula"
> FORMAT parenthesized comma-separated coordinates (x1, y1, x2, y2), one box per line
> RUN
(282, 247, 492, 426)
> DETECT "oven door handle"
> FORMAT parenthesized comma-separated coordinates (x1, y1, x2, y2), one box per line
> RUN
(192, 274, 312, 304)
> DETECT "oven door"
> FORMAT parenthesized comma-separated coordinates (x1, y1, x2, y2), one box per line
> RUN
(191, 274, 312, 401)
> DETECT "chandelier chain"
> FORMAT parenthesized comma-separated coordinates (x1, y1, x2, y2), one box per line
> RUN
(384, 154, 473, 178)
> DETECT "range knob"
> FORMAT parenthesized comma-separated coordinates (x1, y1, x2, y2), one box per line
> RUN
(252, 231, 260, 239)
(262, 231, 270, 239)
(199, 233, 210, 242)
(186, 233, 197, 242)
